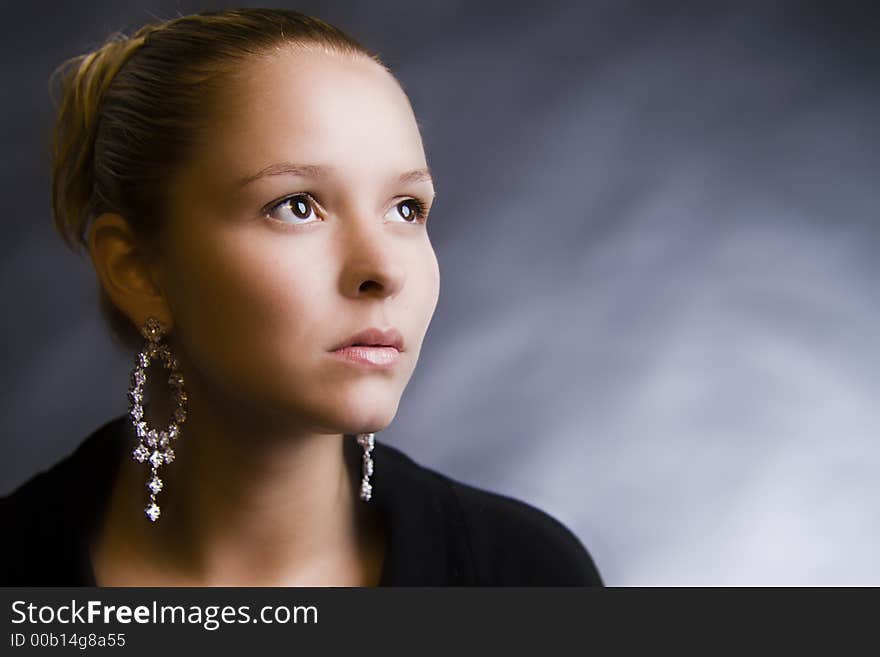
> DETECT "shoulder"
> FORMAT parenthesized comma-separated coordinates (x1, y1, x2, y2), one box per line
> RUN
(0, 455, 72, 584)
(448, 477, 604, 586)
(1, 450, 73, 530)
(2, 417, 114, 510)
(0, 416, 124, 585)
(382, 444, 604, 586)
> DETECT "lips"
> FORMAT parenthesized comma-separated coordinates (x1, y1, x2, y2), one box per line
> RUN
(331, 327, 404, 352)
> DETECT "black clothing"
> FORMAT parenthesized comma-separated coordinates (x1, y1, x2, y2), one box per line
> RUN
(1, 415, 603, 586)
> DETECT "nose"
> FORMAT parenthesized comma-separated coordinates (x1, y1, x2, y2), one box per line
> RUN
(336, 208, 405, 300)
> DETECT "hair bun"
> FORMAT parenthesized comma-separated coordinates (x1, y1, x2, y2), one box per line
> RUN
(49, 27, 155, 253)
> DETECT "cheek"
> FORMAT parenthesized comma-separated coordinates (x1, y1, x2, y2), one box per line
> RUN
(416, 240, 440, 316)
(163, 230, 325, 402)
(402, 240, 441, 357)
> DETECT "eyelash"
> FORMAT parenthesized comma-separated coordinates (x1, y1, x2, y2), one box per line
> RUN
(263, 193, 430, 227)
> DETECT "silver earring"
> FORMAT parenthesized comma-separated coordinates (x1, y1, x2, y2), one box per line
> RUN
(356, 433, 375, 501)
(127, 316, 188, 522)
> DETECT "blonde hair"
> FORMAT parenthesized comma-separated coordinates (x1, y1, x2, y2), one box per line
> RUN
(49, 8, 386, 350)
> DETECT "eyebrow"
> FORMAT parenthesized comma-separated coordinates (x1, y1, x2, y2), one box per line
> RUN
(237, 162, 434, 188)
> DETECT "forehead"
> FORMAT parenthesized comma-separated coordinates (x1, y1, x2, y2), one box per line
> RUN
(194, 47, 425, 185)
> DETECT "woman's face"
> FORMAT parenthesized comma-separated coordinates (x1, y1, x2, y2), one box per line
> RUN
(157, 47, 439, 435)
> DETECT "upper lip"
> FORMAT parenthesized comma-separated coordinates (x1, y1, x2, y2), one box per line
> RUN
(331, 327, 404, 352)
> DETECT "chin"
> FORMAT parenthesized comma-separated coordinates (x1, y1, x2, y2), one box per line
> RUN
(331, 397, 401, 436)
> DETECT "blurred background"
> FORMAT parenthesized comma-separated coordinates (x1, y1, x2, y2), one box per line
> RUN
(2, 0, 878, 585)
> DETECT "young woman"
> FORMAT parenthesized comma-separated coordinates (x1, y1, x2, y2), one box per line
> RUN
(0, 8, 603, 587)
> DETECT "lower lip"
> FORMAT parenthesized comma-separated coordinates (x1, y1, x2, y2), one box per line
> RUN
(330, 345, 401, 369)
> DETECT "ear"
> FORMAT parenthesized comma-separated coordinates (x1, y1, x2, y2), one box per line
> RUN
(87, 212, 173, 332)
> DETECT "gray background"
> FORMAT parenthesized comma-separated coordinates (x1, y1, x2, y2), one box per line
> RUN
(3, 0, 878, 585)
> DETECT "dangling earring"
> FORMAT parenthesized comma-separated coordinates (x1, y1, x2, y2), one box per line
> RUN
(127, 316, 188, 522)
(357, 433, 375, 501)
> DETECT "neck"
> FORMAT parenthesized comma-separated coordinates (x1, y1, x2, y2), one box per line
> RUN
(97, 378, 378, 586)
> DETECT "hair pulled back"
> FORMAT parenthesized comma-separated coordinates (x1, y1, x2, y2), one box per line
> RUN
(49, 8, 385, 349)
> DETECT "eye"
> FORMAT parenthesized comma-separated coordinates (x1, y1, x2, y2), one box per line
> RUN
(387, 198, 428, 224)
(264, 193, 319, 225)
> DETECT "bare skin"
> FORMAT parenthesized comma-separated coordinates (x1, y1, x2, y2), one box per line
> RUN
(87, 46, 439, 586)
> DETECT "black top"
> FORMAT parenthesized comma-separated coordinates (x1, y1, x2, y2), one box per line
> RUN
(0, 414, 603, 586)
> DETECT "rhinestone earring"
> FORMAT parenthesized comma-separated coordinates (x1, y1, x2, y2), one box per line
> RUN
(127, 316, 188, 522)
(357, 433, 375, 501)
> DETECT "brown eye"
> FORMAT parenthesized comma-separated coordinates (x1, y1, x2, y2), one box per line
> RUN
(289, 196, 311, 218)
(393, 199, 426, 223)
(266, 193, 319, 224)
